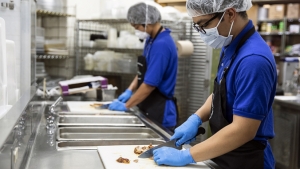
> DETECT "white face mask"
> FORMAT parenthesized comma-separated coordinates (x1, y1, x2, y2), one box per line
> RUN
(199, 12, 234, 49)
(135, 29, 150, 40)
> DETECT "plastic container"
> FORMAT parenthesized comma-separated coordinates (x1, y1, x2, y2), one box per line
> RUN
(102, 89, 116, 101)
(0, 17, 8, 106)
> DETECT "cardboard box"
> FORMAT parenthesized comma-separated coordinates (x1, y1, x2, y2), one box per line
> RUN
(248, 5, 259, 26)
(268, 4, 285, 19)
(287, 4, 300, 19)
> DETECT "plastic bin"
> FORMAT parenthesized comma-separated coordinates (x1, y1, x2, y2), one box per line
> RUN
(102, 89, 116, 101)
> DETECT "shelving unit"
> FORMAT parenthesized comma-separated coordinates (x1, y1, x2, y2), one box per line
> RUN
(36, 7, 76, 59)
(74, 18, 214, 128)
(36, 54, 72, 59)
(258, 17, 300, 59)
(36, 9, 75, 17)
(35, 6, 77, 80)
(79, 47, 143, 53)
(252, 0, 300, 4)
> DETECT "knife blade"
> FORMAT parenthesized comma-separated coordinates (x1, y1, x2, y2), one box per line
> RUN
(138, 127, 206, 158)
(95, 104, 110, 109)
(138, 140, 180, 158)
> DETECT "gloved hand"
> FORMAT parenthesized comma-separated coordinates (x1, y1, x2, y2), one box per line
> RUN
(118, 89, 132, 103)
(170, 114, 202, 147)
(108, 100, 128, 111)
(153, 147, 195, 166)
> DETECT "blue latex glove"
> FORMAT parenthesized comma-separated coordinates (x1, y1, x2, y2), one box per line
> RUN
(170, 114, 202, 147)
(108, 100, 128, 111)
(153, 147, 195, 166)
(118, 89, 132, 103)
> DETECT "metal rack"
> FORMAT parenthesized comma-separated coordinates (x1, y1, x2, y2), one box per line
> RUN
(36, 6, 76, 59)
(74, 18, 212, 127)
(36, 9, 75, 17)
(36, 54, 72, 59)
(258, 17, 300, 58)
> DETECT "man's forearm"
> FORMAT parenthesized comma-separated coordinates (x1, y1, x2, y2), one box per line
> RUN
(125, 83, 155, 108)
(128, 76, 138, 92)
(190, 115, 261, 162)
(194, 94, 213, 122)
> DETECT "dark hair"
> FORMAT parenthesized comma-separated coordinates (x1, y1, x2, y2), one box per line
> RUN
(238, 11, 248, 19)
(216, 11, 248, 20)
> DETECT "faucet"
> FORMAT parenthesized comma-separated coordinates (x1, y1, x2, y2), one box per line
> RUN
(46, 96, 63, 136)
(49, 96, 63, 114)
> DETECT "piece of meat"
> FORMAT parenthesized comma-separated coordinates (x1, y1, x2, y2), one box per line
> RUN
(148, 143, 153, 149)
(116, 157, 130, 164)
(134, 143, 154, 155)
(134, 146, 144, 154)
(90, 103, 103, 107)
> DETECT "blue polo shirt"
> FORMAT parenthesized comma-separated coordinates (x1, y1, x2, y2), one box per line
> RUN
(217, 20, 276, 169)
(142, 28, 178, 128)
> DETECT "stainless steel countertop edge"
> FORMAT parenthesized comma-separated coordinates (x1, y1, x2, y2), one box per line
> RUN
(273, 98, 300, 111)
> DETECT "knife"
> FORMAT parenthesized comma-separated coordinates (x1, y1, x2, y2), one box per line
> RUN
(95, 104, 110, 109)
(138, 127, 206, 158)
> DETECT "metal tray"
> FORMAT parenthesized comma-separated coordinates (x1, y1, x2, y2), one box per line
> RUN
(56, 139, 166, 150)
(57, 127, 163, 141)
(57, 115, 145, 127)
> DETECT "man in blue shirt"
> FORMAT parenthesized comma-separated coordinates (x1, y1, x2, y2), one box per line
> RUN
(152, 0, 276, 169)
(109, 2, 178, 130)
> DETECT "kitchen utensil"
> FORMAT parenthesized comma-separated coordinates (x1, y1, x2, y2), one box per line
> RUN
(138, 127, 206, 158)
(138, 140, 180, 158)
(95, 103, 110, 109)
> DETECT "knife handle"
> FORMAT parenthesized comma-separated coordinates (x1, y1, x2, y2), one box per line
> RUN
(195, 127, 206, 137)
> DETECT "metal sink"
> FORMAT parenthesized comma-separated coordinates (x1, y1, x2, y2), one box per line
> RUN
(56, 139, 166, 150)
(57, 127, 163, 141)
(57, 115, 145, 127)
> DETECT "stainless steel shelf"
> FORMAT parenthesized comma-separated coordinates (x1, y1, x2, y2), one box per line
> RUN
(259, 32, 284, 35)
(79, 47, 143, 54)
(259, 32, 300, 36)
(285, 32, 300, 35)
(82, 70, 136, 75)
(257, 19, 283, 23)
(252, 0, 300, 4)
(283, 54, 300, 57)
(36, 55, 72, 59)
(78, 18, 178, 25)
(36, 9, 75, 17)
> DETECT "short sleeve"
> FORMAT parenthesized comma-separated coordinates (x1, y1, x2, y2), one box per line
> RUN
(144, 42, 170, 87)
(233, 55, 276, 120)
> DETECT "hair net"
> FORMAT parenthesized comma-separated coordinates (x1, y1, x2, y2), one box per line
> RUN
(186, 0, 252, 17)
(127, 2, 161, 24)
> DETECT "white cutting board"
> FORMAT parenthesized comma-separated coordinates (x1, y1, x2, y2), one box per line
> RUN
(66, 101, 126, 114)
(97, 145, 210, 169)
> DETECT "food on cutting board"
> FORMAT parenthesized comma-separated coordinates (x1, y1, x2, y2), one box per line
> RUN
(133, 143, 153, 155)
(90, 103, 103, 108)
(116, 157, 130, 164)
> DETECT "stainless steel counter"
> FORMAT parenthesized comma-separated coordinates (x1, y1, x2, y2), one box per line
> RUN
(274, 97, 300, 111)
(271, 97, 300, 169)
(1, 99, 219, 169)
